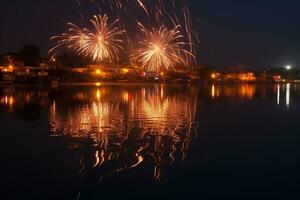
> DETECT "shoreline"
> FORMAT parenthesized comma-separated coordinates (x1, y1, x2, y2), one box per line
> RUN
(0, 81, 298, 88)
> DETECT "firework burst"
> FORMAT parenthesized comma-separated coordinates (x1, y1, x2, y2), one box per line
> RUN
(50, 14, 125, 62)
(50, 1, 199, 70)
(131, 24, 194, 72)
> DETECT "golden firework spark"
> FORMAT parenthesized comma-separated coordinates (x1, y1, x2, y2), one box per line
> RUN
(84, 0, 148, 14)
(51, 1, 199, 68)
(50, 14, 125, 62)
(131, 24, 194, 72)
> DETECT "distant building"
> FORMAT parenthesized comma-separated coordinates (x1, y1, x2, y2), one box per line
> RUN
(223, 72, 256, 82)
(1, 54, 24, 68)
(71, 67, 88, 73)
(273, 75, 286, 83)
(238, 72, 256, 82)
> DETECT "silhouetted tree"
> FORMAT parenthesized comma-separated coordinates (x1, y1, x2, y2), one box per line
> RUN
(0, 55, 4, 65)
(57, 51, 91, 67)
(17, 45, 41, 67)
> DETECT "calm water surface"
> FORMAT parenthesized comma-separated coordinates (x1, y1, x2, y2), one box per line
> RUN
(1, 83, 300, 199)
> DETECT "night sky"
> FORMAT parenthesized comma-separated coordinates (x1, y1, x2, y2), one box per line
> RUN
(1, 0, 300, 68)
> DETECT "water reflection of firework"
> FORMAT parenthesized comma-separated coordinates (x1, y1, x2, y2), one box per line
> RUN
(50, 14, 125, 62)
(49, 86, 198, 180)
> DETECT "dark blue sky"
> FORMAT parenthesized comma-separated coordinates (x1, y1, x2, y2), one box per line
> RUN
(1, 0, 300, 68)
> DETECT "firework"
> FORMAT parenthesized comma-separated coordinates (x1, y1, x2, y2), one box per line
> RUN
(131, 24, 194, 72)
(50, 14, 125, 62)
(50, 1, 199, 69)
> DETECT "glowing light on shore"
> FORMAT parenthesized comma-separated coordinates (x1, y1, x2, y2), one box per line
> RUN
(95, 82, 102, 87)
(122, 68, 129, 73)
(285, 65, 292, 70)
(95, 69, 102, 75)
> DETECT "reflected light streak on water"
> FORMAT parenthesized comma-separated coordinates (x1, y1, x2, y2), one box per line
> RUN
(277, 84, 280, 105)
(211, 84, 255, 100)
(0, 95, 14, 112)
(239, 84, 255, 99)
(49, 85, 199, 180)
(286, 83, 291, 108)
(0, 83, 298, 186)
(211, 85, 215, 99)
(1, 83, 300, 199)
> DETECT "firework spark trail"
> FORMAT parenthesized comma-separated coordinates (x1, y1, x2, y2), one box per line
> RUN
(182, 5, 198, 66)
(137, 0, 149, 16)
(131, 23, 194, 72)
(132, 0, 199, 68)
(50, 14, 125, 62)
(87, 0, 162, 17)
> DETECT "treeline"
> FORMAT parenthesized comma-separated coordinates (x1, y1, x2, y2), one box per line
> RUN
(0, 45, 40, 67)
(0, 45, 94, 68)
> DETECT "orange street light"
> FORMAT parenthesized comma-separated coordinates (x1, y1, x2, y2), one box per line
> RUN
(211, 73, 216, 79)
(96, 69, 102, 75)
(122, 68, 129, 73)
(95, 82, 102, 87)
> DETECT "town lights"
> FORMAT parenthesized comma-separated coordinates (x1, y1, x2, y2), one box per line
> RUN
(211, 73, 216, 79)
(96, 69, 102, 75)
(3, 65, 13, 72)
(122, 68, 129, 73)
